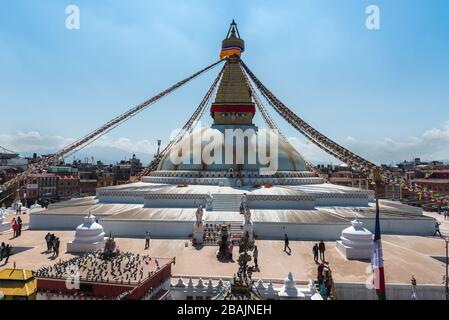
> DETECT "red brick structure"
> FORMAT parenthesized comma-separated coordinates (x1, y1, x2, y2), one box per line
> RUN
(35, 253, 175, 300)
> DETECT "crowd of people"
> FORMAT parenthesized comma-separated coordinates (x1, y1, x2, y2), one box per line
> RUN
(44, 233, 61, 257)
(312, 241, 326, 263)
(11, 216, 23, 237)
(316, 262, 334, 299)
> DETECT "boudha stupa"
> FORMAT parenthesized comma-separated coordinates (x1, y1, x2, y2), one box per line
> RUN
(29, 21, 435, 241)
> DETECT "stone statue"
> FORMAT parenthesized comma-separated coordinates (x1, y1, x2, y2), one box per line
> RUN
(195, 204, 204, 225)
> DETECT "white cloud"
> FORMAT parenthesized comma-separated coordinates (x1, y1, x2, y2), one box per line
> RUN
(0, 132, 159, 163)
(288, 121, 449, 165)
(1, 122, 448, 166)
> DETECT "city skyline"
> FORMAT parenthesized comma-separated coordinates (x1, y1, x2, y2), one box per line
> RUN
(0, 0, 448, 165)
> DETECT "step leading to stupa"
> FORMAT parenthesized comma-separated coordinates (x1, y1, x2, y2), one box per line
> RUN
(212, 194, 242, 211)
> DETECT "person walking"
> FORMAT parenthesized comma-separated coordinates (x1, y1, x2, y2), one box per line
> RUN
(11, 218, 19, 238)
(145, 232, 150, 249)
(4, 244, 11, 264)
(284, 233, 291, 254)
(45, 233, 51, 252)
(313, 243, 319, 263)
(17, 216, 22, 236)
(318, 240, 326, 262)
(0, 242, 5, 262)
(253, 245, 259, 269)
(53, 237, 60, 257)
(50, 234, 56, 253)
(434, 222, 442, 237)
(444, 210, 448, 221)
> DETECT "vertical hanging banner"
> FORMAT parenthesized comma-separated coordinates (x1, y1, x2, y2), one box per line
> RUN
(372, 198, 386, 300)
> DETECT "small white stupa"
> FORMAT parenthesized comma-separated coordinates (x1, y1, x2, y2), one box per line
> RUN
(0, 208, 10, 234)
(336, 218, 373, 260)
(67, 212, 106, 253)
(30, 200, 42, 211)
(278, 272, 306, 300)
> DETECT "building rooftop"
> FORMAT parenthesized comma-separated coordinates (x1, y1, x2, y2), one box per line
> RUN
(0, 268, 36, 297)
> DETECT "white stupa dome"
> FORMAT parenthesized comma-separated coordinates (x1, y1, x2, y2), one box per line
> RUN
(67, 212, 105, 253)
(336, 219, 373, 260)
(341, 219, 373, 244)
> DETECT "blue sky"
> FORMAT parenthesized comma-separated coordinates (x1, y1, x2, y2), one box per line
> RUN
(0, 0, 448, 164)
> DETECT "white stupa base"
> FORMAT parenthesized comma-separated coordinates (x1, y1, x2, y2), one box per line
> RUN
(193, 223, 204, 245)
(67, 240, 105, 253)
(336, 240, 372, 260)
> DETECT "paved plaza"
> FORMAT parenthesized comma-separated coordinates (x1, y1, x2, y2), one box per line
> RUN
(1, 212, 446, 286)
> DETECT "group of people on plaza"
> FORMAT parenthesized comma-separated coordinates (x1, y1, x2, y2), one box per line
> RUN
(0, 242, 12, 265)
(317, 261, 334, 299)
(312, 241, 326, 263)
(44, 233, 61, 257)
(11, 216, 23, 238)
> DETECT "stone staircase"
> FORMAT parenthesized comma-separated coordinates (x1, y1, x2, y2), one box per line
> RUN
(202, 221, 244, 246)
(212, 194, 242, 212)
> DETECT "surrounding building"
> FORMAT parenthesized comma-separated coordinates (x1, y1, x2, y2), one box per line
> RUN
(0, 267, 37, 300)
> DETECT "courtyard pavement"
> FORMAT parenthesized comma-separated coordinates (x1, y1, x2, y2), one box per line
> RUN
(1, 212, 446, 286)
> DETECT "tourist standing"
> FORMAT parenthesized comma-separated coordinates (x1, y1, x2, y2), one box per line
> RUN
(45, 233, 52, 252)
(317, 262, 325, 283)
(444, 210, 448, 221)
(11, 218, 19, 238)
(17, 216, 22, 236)
(253, 245, 259, 269)
(284, 233, 291, 254)
(319, 240, 326, 261)
(4, 244, 11, 264)
(145, 232, 150, 249)
(411, 275, 418, 300)
(50, 234, 56, 252)
(0, 242, 5, 262)
(53, 237, 60, 257)
(434, 222, 442, 237)
(313, 243, 319, 263)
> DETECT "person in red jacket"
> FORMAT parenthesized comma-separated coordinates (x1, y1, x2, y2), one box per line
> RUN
(11, 218, 19, 238)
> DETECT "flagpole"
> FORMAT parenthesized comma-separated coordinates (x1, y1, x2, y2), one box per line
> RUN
(372, 168, 387, 300)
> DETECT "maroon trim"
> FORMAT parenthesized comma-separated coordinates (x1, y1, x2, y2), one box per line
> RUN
(211, 105, 256, 113)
